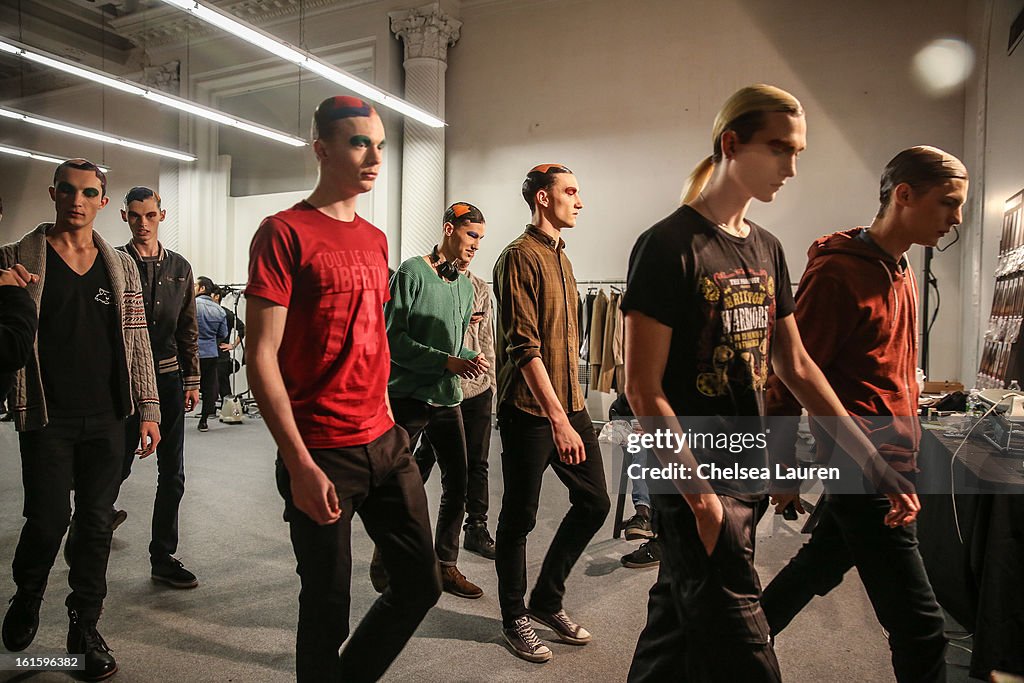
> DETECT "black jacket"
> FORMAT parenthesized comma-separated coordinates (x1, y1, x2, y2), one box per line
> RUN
(118, 242, 200, 391)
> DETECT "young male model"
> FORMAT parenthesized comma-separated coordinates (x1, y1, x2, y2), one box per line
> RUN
(1, 159, 161, 681)
(246, 96, 440, 682)
(762, 146, 965, 682)
(493, 163, 610, 663)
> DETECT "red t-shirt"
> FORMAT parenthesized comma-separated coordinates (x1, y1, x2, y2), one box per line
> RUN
(246, 201, 394, 448)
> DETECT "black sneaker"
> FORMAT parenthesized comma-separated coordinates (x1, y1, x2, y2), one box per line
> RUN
(2, 592, 41, 651)
(463, 523, 496, 560)
(67, 610, 117, 681)
(621, 539, 661, 568)
(111, 509, 127, 532)
(197, 417, 209, 432)
(151, 557, 199, 589)
(502, 616, 552, 663)
(528, 608, 592, 645)
(623, 506, 654, 540)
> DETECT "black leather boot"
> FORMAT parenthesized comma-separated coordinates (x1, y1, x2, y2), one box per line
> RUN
(67, 610, 117, 681)
(2, 593, 41, 651)
(463, 523, 496, 560)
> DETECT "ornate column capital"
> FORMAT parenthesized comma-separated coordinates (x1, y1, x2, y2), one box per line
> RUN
(140, 61, 180, 94)
(389, 3, 462, 63)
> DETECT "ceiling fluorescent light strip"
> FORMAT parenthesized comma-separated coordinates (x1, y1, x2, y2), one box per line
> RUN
(0, 106, 197, 162)
(0, 38, 305, 147)
(158, 0, 446, 128)
(0, 143, 110, 172)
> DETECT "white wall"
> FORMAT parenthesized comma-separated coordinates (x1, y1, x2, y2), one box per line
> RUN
(446, 0, 970, 381)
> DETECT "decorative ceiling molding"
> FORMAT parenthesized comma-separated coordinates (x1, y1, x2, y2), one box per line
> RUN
(110, 0, 380, 48)
(140, 60, 181, 92)
(389, 3, 461, 63)
(460, 0, 560, 15)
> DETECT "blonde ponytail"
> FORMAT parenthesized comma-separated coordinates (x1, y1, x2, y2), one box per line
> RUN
(681, 156, 715, 205)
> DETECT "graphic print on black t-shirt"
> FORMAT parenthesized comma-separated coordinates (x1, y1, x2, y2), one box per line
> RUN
(621, 205, 795, 419)
(621, 206, 796, 496)
(695, 266, 778, 402)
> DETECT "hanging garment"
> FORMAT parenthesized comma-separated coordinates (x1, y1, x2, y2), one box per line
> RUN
(580, 291, 596, 361)
(612, 294, 625, 392)
(597, 292, 620, 392)
(589, 289, 609, 381)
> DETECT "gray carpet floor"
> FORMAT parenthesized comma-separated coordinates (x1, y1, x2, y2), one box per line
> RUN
(0, 416, 976, 682)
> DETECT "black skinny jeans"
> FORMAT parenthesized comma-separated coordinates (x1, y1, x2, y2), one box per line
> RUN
(761, 493, 948, 683)
(494, 405, 610, 627)
(276, 425, 440, 683)
(415, 388, 493, 528)
(13, 415, 124, 621)
(123, 370, 186, 564)
(628, 493, 781, 683)
(391, 395, 469, 566)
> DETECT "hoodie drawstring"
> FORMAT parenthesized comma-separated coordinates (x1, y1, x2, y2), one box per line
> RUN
(877, 260, 899, 326)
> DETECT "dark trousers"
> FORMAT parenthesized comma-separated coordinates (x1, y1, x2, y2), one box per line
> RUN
(277, 425, 440, 683)
(494, 406, 610, 627)
(415, 388, 493, 528)
(13, 415, 124, 620)
(391, 395, 468, 565)
(761, 494, 948, 683)
(123, 371, 186, 564)
(199, 356, 219, 418)
(628, 494, 781, 683)
(217, 359, 233, 399)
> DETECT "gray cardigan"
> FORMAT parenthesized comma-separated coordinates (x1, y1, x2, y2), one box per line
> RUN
(462, 270, 497, 400)
(0, 223, 161, 431)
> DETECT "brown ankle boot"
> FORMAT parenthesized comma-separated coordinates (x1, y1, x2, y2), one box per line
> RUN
(440, 565, 483, 599)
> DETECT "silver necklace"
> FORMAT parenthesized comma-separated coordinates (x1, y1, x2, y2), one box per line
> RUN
(698, 191, 746, 236)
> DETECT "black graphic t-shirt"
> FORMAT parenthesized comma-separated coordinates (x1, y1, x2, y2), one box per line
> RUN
(39, 242, 119, 418)
(622, 205, 795, 418)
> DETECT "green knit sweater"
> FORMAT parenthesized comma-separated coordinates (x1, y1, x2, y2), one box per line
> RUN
(385, 255, 476, 406)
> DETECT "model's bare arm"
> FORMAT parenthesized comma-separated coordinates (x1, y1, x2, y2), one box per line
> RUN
(624, 310, 723, 554)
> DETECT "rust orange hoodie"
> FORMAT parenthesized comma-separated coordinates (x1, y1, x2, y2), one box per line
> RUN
(767, 227, 921, 472)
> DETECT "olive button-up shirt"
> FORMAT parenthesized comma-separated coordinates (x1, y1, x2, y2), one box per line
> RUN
(493, 225, 584, 417)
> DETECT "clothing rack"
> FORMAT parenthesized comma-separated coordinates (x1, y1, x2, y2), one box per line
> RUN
(576, 280, 627, 398)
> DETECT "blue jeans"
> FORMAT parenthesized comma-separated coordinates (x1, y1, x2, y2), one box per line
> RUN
(631, 448, 651, 510)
